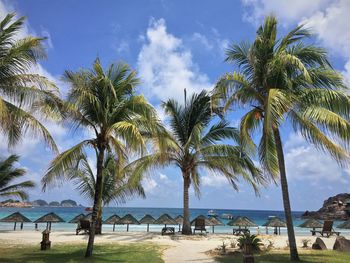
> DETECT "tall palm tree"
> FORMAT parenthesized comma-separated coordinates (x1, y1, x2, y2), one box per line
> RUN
(0, 13, 61, 151)
(42, 59, 159, 257)
(125, 90, 263, 234)
(214, 16, 350, 261)
(0, 155, 34, 200)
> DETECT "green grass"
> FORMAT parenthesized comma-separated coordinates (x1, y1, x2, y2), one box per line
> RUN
(216, 250, 350, 263)
(0, 243, 164, 263)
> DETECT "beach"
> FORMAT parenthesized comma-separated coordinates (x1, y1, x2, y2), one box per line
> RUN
(0, 230, 347, 262)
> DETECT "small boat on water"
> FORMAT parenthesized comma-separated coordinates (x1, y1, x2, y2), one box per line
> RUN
(221, 213, 234, 220)
(85, 207, 92, 212)
(207, 210, 217, 217)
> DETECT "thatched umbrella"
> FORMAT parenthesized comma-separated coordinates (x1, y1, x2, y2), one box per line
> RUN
(69, 213, 85, 223)
(208, 217, 224, 233)
(34, 212, 65, 231)
(263, 217, 286, 235)
(337, 220, 350, 229)
(155, 214, 177, 227)
(103, 214, 121, 232)
(118, 214, 139, 232)
(174, 215, 183, 232)
(298, 219, 323, 235)
(139, 214, 156, 232)
(0, 212, 31, 230)
(228, 216, 257, 229)
(190, 215, 211, 226)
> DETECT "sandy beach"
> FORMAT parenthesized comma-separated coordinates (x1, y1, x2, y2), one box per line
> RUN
(0, 230, 347, 262)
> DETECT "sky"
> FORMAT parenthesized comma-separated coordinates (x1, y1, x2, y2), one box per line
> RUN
(0, 0, 350, 211)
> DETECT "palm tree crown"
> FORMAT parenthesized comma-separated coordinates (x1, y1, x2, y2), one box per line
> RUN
(126, 90, 263, 234)
(0, 13, 61, 151)
(214, 15, 350, 261)
(0, 155, 34, 200)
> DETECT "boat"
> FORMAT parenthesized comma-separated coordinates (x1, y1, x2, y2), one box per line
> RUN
(85, 207, 93, 212)
(207, 210, 217, 217)
(221, 213, 234, 220)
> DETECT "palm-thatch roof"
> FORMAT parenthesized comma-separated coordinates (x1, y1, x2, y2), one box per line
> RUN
(174, 215, 183, 225)
(190, 215, 211, 226)
(298, 219, 323, 228)
(69, 213, 85, 223)
(228, 216, 257, 227)
(155, 214, 177, 225)
(34, 212, 65, 223)
(139, 214, 156, 224)
(118, 214, 139, 225)
(337, 220, 350, 229)
(263, 217, 286, 227)
(103, 214, 120, 224)
(0, 212, 31, 223)
(208, 217, 224, 226)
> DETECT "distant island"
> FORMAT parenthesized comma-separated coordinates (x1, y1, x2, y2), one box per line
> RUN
(302, 193, 350, 220)
(0, 199, 82, 208)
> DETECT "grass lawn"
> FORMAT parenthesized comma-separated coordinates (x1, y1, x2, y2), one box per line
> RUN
(0, 243, 164, 263)
(216, 250, 350, 263)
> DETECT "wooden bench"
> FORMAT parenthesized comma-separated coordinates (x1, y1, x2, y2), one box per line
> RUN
(161, 227, 175, 235)
(193, 218, 207, 234)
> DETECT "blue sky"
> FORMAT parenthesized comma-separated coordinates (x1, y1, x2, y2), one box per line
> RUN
(1, 0, 350, 211)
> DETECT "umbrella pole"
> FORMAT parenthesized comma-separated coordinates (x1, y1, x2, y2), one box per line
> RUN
(113, 223, 115, 232)
(178, 224, 180, 232)
(46, 222, 48, 230)
(20, 222, 23, 230)
(127, 224, 129, 232)
(147, 224, 149, 232)
(35, 223, 38, 230)
(212, 226, 214, 234)
(49, 222, 52, 231)
(14, 222, 16, 231)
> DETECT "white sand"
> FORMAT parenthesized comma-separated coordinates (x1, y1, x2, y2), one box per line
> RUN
(0, 230, 348, 262)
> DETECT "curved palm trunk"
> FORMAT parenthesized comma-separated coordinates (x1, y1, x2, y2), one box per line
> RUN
(182, 174, 192, 235)
(85, 144, 105, 258)
(273, 128, 299, 261)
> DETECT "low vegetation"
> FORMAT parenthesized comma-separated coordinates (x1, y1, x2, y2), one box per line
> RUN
(0, 243, 164, 263)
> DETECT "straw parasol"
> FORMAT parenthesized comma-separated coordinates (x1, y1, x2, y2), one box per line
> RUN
(118, 214, 139, 232)
(208, 217, 224, 233)
(103, 214, 121, 232)
(263, 217, 286, 235)
(174, 215, 183, 232)
(298, 219, 323, 232)
(34, 212, 65, 230)
(155, 214, 177, 227)
(69, 213, 85, 223)
(190, 215, 211, 226)
(0, 212, 31, 230)
(228, 216, 257, 228)
(337, 220, 350, 229)
(139, 214, 156, 232)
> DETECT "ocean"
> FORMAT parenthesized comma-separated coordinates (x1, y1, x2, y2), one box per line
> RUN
(0, 207, 348, 235)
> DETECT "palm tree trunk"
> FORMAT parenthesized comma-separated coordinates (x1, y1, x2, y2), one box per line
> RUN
(273, 128, 299, 261)
(85, 144, 105, 258)
(182, 173, 192, 235)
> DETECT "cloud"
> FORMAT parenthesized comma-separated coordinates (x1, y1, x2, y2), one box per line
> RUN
(284, 133, 350, 184)
(137, 18, 212, 102)
(242, 0, 330, 25)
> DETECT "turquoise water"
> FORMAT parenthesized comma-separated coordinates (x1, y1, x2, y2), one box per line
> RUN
(0, 207, 348, 235)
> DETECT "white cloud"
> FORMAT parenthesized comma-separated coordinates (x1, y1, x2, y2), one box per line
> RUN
(284, 133, 349, 184)
(242, 0, 330, 25)
(137, 18, 212, 102)
(202, 174, 228, 187)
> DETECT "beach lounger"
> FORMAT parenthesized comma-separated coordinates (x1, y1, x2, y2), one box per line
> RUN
(232, 228, 250, 235)
(76, 219, 90, 235)
(310, 220, 340, 237)
(193, 218, 207, 234)
(161, 227, 175, 235)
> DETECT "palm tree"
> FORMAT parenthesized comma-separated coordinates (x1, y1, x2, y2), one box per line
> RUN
(42, 59, 159, 257)
(0, 155, 34, 200)
(0, 13, 61, 151)
(43, 152, 145, 231)
(214, 16, 350, 261)
(125, 90, 263, 234)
